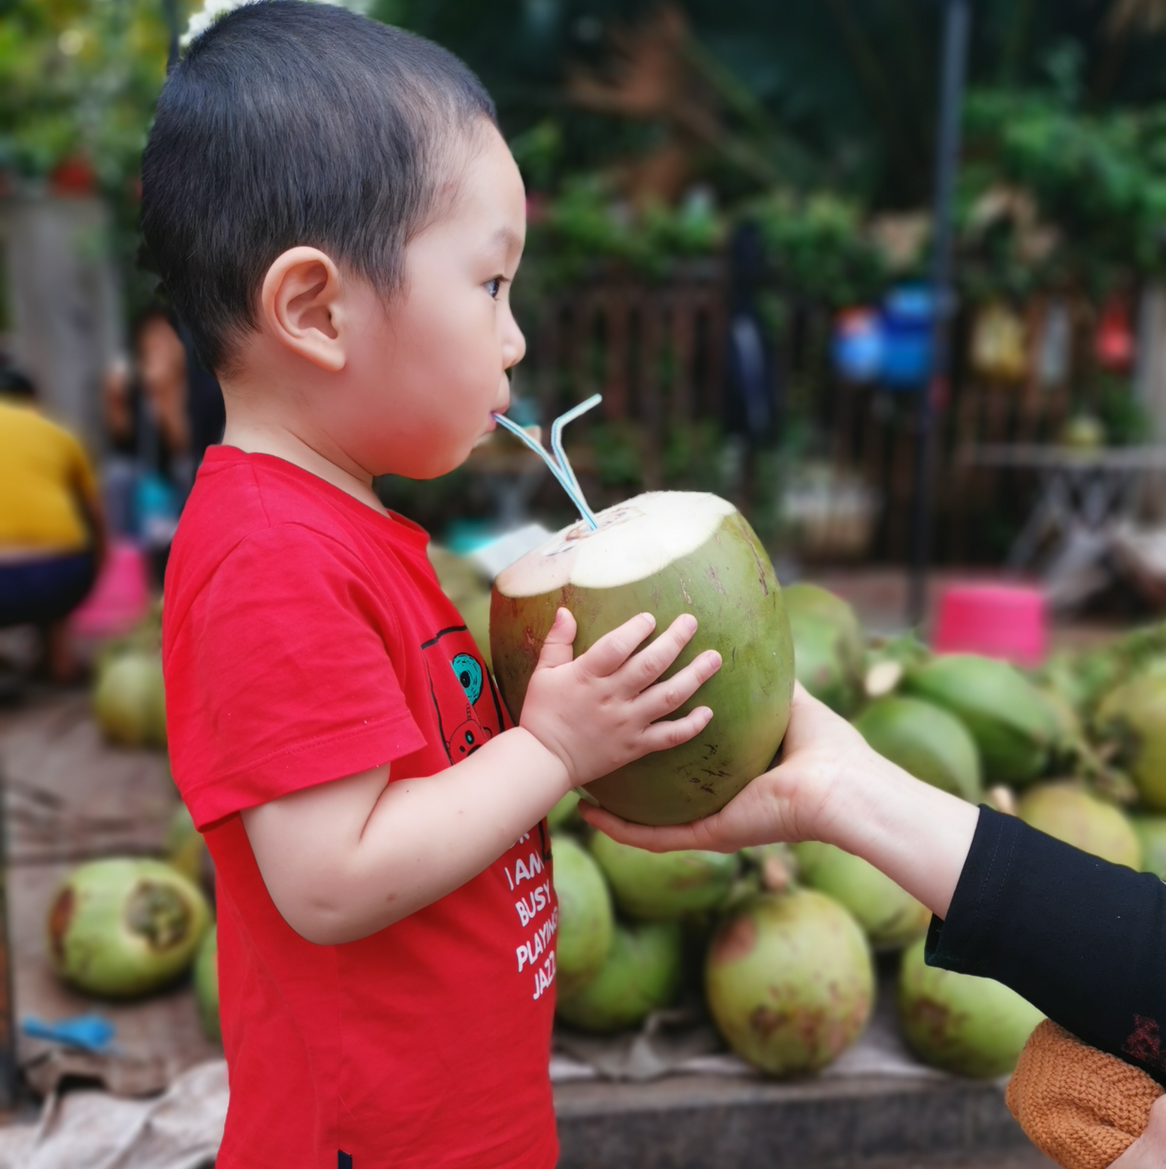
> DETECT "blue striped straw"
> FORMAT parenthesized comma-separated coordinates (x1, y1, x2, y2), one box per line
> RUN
(551, 394, 601, 501)
(491, 395, 602, 529)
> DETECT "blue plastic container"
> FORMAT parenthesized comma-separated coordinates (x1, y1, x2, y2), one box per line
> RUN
(832, 307, 884, 383)
(880, 284, 935, 389)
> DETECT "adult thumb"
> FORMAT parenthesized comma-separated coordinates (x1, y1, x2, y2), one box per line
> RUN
(534, 608, 577, 672)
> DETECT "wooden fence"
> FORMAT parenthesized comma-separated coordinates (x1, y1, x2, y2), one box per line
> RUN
(516, 259, 728, 495)
(515, 265, 1083, 564)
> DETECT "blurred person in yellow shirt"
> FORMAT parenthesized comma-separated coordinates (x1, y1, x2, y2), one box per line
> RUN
(0, 365, 107, 682)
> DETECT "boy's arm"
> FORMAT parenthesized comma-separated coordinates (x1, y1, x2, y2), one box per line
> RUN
(580, 684, 979, 919)
(243, 608, 721, 944)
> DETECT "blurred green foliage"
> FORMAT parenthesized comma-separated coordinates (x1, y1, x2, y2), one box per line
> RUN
(3, 0, 1166, 323)
(0, 0, 186, 315)
(373, 0, 1166, 208)
(748, 191, 892, 305)
(961, 87, 1166, 291)
(0, 0, 174, 182)
(523, 174, 722, 283)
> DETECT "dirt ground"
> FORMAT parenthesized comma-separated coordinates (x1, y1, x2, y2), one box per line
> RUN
(0, 690, 220, 1113)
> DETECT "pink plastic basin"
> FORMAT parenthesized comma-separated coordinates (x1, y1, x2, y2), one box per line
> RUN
(71, 539, 151, 637)
(932, 581, 1047, 667)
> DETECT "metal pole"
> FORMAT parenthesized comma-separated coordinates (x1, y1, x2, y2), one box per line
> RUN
(907, 0, 971, 626)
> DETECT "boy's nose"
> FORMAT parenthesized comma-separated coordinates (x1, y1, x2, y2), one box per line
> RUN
(503, 319, 527, 370)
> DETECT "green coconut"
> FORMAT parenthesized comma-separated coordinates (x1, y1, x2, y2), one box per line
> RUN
(705, 888, 874, 1075)
(194, 925, 220, 1044)
(783, 583, 865, 717)
(551, 833, 614, 995)
(47, 858, 212, 999)
(897, 937, 1043, 1077)
(1095, 672, 1166, 810)
(902, 654, 1061, 786)
(165, 803, 203, 881)
(853, 695, 982, 802)
(555, 920, 683, 1033)
(547, 790, 582, 831)
(1016, 783, 1142, 869)
(165, 802, 216, 903)
(491, 492, 795, 825)
(791, 841, 930, 951)
(589, 830, 738, 921)
(1132, 814, 1166, 880)
(1037, 650, 1093, 718)
(93, 649, 167, 748)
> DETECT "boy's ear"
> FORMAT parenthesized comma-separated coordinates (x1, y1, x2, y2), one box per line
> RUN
(259, 247, 347, 372)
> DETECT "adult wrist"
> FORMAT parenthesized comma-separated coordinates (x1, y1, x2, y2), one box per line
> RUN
(803, 744, 901, 851)
(830, 751, 921, 856)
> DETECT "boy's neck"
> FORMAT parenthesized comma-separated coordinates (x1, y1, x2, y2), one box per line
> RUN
(221, 410, 386, 514)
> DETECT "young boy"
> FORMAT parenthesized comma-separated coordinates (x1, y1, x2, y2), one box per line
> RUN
(144, 5, 723, 1167)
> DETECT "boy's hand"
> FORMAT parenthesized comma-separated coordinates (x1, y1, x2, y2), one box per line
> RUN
(520, 607, 722, 790)
(579, 683, 874, 852)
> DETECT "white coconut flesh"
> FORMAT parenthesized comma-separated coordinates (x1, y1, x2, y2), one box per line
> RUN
(491, 491, 795, 826)
(496, 493, 737, 596)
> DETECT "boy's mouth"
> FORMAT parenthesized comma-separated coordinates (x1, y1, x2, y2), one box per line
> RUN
(473, 421, 541, 450)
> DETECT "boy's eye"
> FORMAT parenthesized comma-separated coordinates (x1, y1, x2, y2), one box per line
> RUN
(485, 276, 506, 299)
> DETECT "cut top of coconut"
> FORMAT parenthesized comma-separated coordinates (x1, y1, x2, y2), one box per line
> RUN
(496, 492, 738, 595)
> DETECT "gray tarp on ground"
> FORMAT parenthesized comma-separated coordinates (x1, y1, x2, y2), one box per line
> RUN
(0, 997, 975, 1169)
(0, 1060, 226, 1169)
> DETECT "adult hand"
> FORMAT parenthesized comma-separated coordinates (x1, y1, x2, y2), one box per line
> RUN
(579, 683, 868, 853)
(580, 682, 980, 920)
(519, 607, 721, 791)
(1110, 1094, 1166, 1168)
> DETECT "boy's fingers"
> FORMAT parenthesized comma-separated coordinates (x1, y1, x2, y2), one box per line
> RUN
(620, 613, 701, 691)
(639, 705, 714, 754)
(637, 650, 721, 721)
(532, 608, 577, 671)
(577, 612, 657, 677)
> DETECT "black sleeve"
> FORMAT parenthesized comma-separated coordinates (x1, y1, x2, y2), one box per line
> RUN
(926, 804, 1166, 1087)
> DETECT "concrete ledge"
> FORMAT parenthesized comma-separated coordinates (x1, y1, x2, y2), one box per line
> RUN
(555, 1072, 1042, 1168)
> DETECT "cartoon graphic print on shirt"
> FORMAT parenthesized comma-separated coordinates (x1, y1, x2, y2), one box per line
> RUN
(420, 624, 507, 763)
(420, 621, 560, 1001)
(421, 626, 561, 1000)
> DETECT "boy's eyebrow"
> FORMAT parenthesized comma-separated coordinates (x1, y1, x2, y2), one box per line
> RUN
(491, 226, 524, 255)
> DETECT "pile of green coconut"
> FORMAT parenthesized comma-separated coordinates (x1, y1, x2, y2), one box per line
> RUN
(482, 489, 1166, 1081)
(542, 567, 1166, 1080)
(64, 487, 1166, 1082)
(53, 605, 217, 1040)
(90, 603, 167, 751)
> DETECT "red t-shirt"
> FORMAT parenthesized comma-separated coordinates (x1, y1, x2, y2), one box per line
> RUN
(163, 447, 559, 1169)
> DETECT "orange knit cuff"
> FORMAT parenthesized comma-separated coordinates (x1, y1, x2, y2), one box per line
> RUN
(1006, 1019, 1163, 1169)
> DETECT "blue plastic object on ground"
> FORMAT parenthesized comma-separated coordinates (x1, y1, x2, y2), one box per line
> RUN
(22, 1011, 116, 1051)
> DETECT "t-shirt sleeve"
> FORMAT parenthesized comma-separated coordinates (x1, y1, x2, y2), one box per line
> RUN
(168, 523, 427, 827)
(926, 805, 1166, 1087)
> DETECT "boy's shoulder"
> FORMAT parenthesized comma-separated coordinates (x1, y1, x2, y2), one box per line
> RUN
(167, 446, 430, 610)
(177, 444, 423, 549)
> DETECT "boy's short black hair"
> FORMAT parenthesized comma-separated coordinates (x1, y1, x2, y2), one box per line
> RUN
(141, 0, 497, 373)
